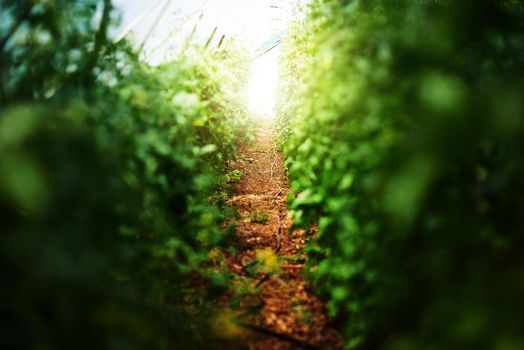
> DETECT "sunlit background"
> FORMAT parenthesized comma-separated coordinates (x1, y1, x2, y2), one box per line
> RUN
(113, 0, 301, 117)
(248, 47, 280, 116)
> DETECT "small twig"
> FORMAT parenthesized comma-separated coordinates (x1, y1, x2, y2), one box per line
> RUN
(272, 189, 282, 203)
(269, 134, 283, 254)
(269, 143, 283, 196)
(255, 273, 271, 288)
(274, 209, 282, 253)
(239, 322, 319, 350)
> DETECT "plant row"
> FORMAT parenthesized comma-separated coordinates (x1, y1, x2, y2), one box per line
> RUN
(0, 1, 248, 348)
(278, 0, 524, 348)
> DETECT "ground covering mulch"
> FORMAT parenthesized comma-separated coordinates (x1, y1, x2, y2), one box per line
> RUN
(220, 119, 343, 350)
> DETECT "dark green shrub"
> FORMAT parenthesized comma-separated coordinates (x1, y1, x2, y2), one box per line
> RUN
(278, 0, 524, 348)
(0, 1, 249, 348)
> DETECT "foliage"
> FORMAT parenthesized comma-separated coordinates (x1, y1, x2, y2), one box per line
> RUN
(226, 169, 244, 183)
(249, 209, 269, 225)
(278, 0, 524, 349)
(0, 1, 249, 349)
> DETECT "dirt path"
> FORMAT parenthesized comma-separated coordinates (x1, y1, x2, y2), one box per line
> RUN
(224, 119, 342, 350)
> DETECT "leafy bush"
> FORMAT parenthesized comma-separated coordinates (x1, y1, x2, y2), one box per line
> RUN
(1, 1, 249, 348)
(278, 0, 524, 349)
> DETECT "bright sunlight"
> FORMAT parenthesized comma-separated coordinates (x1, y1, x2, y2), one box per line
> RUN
(248, 47, 280, 118)
(113, 0, 294, 118)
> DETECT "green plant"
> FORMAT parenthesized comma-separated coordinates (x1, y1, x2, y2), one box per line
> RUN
(278, 0, 524, 349)
(249, 209, 269, 224)
(0, 1, 250, 348)
(227, 169, 244, 183)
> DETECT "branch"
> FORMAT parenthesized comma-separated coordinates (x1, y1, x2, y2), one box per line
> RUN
(238, 321, 319, 350)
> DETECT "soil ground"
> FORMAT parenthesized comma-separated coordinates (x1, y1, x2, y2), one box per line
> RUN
(222, 118, 343, 350)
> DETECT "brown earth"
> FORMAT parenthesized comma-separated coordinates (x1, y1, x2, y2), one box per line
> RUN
(221, 118, 343, 350)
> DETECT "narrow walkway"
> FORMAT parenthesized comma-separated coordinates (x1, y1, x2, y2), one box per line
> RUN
(225, 119, 342, 350)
